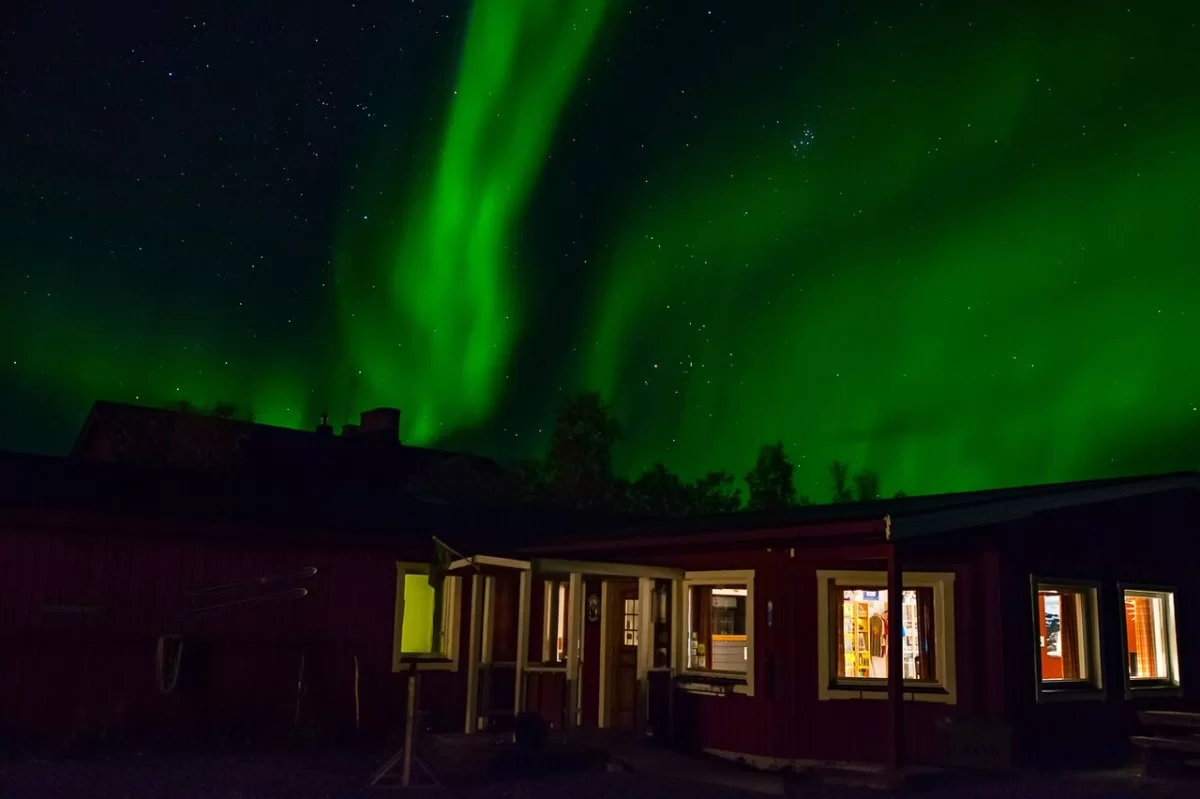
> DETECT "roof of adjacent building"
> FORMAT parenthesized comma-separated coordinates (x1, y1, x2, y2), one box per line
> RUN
(69, 400, 503, 496)
(531, 470, 1200, 552)
(0, 448, 630, 550)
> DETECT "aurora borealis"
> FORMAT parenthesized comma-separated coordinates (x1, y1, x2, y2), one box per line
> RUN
(3, 1, 1198, 498)
(337, 0, 608, 444)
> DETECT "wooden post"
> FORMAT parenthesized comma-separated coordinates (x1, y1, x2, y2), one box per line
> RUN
(565, 571, 583, 729)
(464, 574, 484, 734)
(402, 662, 418, 788)
(514, 570, 532, 718)
(887, 543, 905, 771)
(637, 577, 653, 735)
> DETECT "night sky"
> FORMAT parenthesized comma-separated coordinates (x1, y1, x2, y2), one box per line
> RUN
(3, 1, 1199, 499)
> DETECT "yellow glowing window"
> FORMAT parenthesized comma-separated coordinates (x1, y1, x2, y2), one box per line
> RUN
(400, 574, 443, 654)
(393, 564, 458, 670)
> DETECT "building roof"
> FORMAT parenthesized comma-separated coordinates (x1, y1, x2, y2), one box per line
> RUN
(69, 400, 503, 497)
(529, 470, 1200, 553)
(0, 448, 630, 551)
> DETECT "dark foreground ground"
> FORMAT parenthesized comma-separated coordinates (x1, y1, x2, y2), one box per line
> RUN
(1, 750, 1198, 799)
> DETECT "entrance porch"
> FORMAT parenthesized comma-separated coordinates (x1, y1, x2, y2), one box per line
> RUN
(446, 555, 682, 739)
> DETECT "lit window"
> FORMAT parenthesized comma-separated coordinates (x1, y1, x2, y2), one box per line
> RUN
(1122, 587, 1179, 688)
(1033, 580, 1102, 695)
(686, 583, 749, 674)
(543, 579, 569, 664)
(816, 570, 957, 704)
(393, 564, 459, 670)
(836, 587, 936, 681)
(400, 573, 444, 654)
(623, 597, 640, 647)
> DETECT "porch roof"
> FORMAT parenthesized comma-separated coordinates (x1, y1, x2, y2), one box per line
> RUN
(446, 553, 682, 580)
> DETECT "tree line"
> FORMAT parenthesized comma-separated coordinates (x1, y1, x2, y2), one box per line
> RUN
(165, 393, 905, 517)
(510, 392, 905, 517)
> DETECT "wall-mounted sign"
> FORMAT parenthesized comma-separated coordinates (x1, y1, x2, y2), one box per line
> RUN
(586, 593, 601, 623)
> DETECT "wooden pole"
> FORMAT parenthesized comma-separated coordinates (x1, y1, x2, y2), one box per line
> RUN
(887, 543, 905, 771)
(565, 572, 583, 730)
(293, 651, 307, 733)
(353, 655, 361, 735)
(514, 570, 532, 720)
(402, 662, 417, 788)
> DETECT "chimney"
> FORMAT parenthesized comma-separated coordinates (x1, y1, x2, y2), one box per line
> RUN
(359, 407, 401, 442)
(316, 413, 333, 436)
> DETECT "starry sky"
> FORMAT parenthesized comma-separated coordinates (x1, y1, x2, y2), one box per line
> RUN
(3, 1, 1199, 499)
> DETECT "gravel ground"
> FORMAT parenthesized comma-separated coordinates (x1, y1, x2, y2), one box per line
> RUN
(1, 752, 1197, 799)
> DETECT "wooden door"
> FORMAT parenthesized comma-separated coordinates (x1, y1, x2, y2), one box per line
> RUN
(609, 582, 640, 730)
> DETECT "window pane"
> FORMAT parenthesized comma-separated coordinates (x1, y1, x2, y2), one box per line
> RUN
(836, 587, 934, 680)
(687, 584, 747, 673)
(401, 574, 443, 654)
(544, 580, 568, 664)
(1125, 590, 1173, 681)
(1037, 587, 1090, 682)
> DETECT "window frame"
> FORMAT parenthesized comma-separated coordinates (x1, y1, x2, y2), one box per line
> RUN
(816, 570, 957, 704)
(1031, 577, 1104, 703)
(1118, 582, 1181, 698)
(392, 562, 461, 672)
(678, 569, 755, 696)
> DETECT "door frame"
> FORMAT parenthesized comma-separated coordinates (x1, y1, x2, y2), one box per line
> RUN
(598, 576, 657, 729)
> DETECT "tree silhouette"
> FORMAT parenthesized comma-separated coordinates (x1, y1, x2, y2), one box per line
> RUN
(830, 460, 854, 503)
(745, 442, 797, 511)
(628, 463, 691, 516)
(627, 466, 745, 516)
(853, 469, 881, 502)
(544, 392, 623, 508)
(691, 470, 743, 514)
(506, 393, 909, 515)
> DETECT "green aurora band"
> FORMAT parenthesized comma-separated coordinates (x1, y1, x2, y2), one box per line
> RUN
(335, 0, 609, 443)
(583, 6, 1200, 496)
(5, 2, 1199, 499)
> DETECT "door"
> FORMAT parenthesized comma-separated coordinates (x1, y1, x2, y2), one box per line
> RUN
(608, 581, 640, 730)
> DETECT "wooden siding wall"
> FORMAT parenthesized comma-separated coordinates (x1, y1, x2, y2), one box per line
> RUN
(0, 522, 466, 748)
(995, 495, 1200, 766)
(628, 545, 988, 766)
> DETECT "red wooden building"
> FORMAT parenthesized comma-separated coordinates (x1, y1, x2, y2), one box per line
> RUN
(441, 472, 1200, 770)
(2, 400, 1198, 770)
(0, 403, 615, 749)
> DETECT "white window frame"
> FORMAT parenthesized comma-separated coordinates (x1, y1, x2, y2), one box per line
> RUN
(816, 570, 957, 704)
(392, 562, 461, 672)
(677, 569, 755, 697)
(1031, 577, 1104, 703)
(1118, 583, 1181, 697)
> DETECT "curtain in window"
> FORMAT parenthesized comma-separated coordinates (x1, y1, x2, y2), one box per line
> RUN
(916, 588, 936, 681)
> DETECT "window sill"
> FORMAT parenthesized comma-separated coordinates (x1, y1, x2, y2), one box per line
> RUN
(820, 682, 954, 704)
(1035, 683, 1105, 703)
(1126, 683, 1183, 700)
(524, 664, 568, 673)
(676, 672, 751, 697)
(394, 656, 458, 673)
